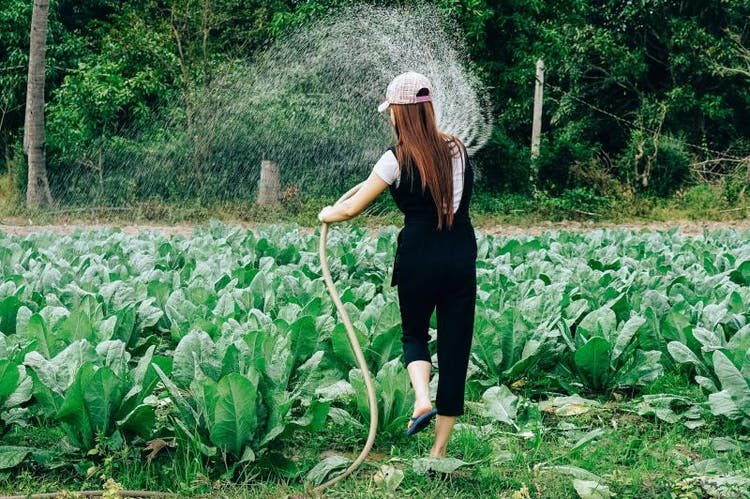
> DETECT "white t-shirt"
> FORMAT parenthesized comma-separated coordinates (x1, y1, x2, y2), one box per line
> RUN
(372, 146, 466, 214)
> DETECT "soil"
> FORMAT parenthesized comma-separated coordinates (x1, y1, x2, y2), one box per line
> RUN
(2, 218, 750, 237)
(477, 219, 750, 237)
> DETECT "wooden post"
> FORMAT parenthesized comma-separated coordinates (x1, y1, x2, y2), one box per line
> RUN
(530, 59, 544, 194)
(257, 159, 280, 205)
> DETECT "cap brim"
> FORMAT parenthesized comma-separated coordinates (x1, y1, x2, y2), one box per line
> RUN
(377, 101, 390, 113)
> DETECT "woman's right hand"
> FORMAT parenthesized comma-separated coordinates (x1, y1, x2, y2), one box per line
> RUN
(318, 206, 336, 223)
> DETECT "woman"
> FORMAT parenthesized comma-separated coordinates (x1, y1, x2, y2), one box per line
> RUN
(318, 71, 477, 459)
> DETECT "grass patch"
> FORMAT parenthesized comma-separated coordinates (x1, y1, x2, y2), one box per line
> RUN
(2, 380, 747, 498)
(2, 180, 749, 229)
(0, 172, 21, 216)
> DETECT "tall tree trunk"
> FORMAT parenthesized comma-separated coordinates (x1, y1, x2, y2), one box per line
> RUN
(24, 0, 53, 208)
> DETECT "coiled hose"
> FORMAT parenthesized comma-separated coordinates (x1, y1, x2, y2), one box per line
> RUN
(313, 182, 378, 494)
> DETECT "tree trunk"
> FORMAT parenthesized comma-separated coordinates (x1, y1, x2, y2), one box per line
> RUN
(257, 160, 280, 206)
(24, 0, 53, 208)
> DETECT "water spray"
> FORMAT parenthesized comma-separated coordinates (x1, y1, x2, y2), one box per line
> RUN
(58, 4, 491, 206)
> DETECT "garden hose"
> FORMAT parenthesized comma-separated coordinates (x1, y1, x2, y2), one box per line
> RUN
(313, 182, 379, 494)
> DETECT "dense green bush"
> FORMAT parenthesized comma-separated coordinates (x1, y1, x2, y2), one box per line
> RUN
(618, 131, 692, 198)
(534, 188, 614, 219)
(471, 191, 535, 215)
(537, 122, 601, 194)
(721, 165, 750, 206)
(679, 184, 720, 212)
(474, 128, 532, 193)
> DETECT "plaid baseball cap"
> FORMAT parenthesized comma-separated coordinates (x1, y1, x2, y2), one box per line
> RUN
(377, 71, 433, 113)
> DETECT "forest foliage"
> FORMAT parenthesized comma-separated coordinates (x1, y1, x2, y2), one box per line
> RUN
(1, 0, 749, 205)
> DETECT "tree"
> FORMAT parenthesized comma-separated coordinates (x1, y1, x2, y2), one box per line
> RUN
(23, 0, 53, 208)
(718, 33, 750, 81)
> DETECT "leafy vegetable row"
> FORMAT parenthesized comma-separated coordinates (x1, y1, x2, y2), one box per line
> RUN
(0, 223, 748, 476)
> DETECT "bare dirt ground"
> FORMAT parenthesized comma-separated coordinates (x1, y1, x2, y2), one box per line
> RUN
(0, 221, 217, 237)
(479, 219, 750, 237)
(2, 218, 750, 237)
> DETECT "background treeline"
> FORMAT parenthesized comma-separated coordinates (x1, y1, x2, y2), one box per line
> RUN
(1, 0, 749, 211)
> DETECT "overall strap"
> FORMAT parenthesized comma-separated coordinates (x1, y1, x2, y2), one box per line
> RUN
(453, 141, 472, 217)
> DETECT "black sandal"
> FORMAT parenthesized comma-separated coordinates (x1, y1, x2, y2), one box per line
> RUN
(406, 409, 438, 436)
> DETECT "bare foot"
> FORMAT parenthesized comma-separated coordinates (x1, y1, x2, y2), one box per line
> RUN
(407, 399, 433, 431)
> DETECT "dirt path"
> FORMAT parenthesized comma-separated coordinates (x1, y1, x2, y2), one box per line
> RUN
(478, 219, 750, 237)
(0, 222, 218, 237)
(2, 219, 750, 237)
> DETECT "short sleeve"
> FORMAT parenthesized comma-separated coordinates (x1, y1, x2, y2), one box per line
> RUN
(372, 150, 400, 185)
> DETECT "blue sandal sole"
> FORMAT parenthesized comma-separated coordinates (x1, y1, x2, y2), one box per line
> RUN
(406, 409, 438, 436)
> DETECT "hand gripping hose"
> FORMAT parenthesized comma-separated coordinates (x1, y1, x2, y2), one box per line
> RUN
(313, 182, 378, 494)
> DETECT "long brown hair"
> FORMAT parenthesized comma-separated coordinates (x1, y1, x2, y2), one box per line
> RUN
(391, 98, 463, 230)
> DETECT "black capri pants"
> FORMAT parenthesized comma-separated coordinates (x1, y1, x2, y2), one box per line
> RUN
(394, 224, 477, 417)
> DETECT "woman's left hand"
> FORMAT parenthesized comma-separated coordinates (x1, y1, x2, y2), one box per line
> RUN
(318, 205, 335, 223)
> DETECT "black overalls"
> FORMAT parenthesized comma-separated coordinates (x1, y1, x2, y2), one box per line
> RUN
(388, 143, 477, 417)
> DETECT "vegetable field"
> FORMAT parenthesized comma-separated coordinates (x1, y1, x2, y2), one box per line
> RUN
(0, 223, 749, 497)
